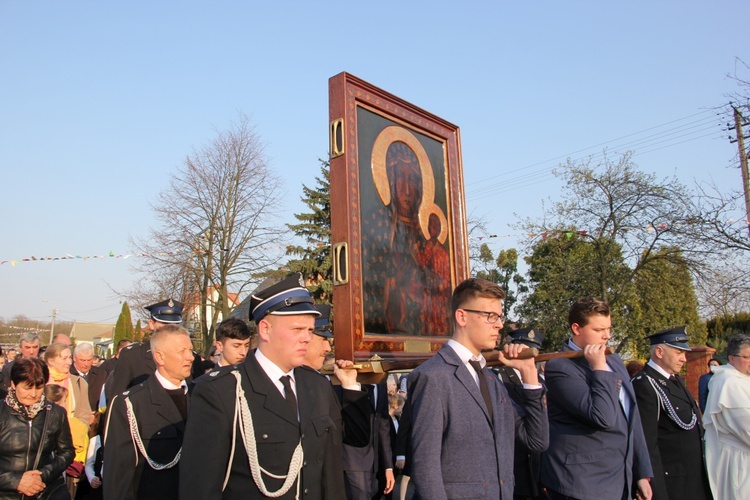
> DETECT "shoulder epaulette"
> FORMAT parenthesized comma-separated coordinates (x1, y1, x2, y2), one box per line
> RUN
(202, 364, 238, 382)
(297, 364, 330, 380)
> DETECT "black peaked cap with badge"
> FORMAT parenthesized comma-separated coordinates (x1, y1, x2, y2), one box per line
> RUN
(646, 326, 692, 351)
(508, 327, 544, 349)
(249, 272, 320, 323)
(144, 298, 184, 324)
(313, 304, 333, 339)
(107, 298, 185, 400)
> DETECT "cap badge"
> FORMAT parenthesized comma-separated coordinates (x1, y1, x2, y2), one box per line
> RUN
(168, 299, 174, 307)
(528, 331, 535, 340)
(298, 274, 305, 287)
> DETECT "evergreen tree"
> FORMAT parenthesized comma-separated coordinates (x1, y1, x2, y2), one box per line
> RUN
(134, 319, 142, 342)
(286, 159, 332, 303)
(113, 302, 134, 346)
(633, 247, 707, 357)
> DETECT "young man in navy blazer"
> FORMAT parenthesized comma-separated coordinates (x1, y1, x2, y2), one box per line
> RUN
(540, 297, 653, 500)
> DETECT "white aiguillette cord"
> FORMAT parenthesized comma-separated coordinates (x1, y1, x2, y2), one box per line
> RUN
(125, 397, 181, 469)
(224, 370, 303, 499)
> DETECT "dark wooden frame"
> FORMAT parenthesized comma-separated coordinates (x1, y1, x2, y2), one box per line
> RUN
(329, 72, 469, 361)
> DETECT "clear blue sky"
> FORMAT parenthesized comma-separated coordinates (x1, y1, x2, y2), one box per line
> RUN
(1, 1, 747, 324)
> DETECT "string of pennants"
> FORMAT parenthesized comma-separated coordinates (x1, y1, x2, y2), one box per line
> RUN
(471, 227, 660, 242)
(4, 219, 747, 267)
(0, 324, 51, 332)
(1, 245, 300, 268)
(472, 218, 750, 243)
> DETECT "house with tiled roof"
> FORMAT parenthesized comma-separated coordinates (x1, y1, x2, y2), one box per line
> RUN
(70, 322, 115, 344)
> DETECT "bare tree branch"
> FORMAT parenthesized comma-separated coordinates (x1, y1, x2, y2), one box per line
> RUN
(126, 113, 287, 351)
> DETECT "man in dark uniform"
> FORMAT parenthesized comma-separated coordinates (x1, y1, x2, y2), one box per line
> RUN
(632, 327, 713, 500)
(491, 327, 545, 500)
(103, 324, 195, 500)
(306, 305, 395, 500)
(179, 273, 346, 500)
(100, 339, 133, 375)
(107, 299, 202, 401)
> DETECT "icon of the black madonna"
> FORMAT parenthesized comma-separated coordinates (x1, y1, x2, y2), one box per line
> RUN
(358, 108, 452, 336)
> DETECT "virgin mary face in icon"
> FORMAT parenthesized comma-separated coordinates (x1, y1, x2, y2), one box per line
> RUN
(387, 141, 423, 220)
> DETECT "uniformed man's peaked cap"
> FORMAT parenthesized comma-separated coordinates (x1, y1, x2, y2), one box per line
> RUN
(249, 272, 320, 323)
(646, 326, 691, 351)
(313, 304, 333, 339)
(144, 299, 183, 324)
(508, 327, 544, 349)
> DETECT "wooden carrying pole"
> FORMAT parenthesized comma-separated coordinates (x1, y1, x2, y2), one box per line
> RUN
(323, 347, 613, 383)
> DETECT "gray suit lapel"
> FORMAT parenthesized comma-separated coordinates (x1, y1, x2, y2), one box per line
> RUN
(441, 347, 493, 424)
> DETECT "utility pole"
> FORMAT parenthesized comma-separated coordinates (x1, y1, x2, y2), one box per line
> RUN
(49, 307, 57, 345)
(731, 104, 750, 238)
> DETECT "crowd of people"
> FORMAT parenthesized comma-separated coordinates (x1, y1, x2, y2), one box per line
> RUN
(0, 274, 747, 500)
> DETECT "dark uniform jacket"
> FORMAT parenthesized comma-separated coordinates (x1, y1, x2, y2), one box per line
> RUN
(99, 355, 118, 375)
(632, 364, 713, 500)
(103, 375, 189, 500)
(179, 350, 346, 500)
(106, 342, 156, 402)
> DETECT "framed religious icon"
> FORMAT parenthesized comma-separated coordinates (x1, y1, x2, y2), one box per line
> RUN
(329, 72, 469, 361)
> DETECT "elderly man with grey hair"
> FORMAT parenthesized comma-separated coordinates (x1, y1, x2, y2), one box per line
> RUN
(0, 332, 41, 391)
(704, 333, 750, 500)
(71, 342, 108, 412)
(104, 324, 194, 500)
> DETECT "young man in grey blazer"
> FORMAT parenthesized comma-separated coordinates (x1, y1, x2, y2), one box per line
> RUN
(407, 277, 549, 500)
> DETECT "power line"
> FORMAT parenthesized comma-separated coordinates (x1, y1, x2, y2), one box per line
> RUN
(468, 107, 727, 201)
(466, 107, 721, 188)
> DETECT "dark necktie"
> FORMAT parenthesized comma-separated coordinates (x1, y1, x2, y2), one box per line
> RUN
(469, 360, 494, 426)
(280, 375, 298, 418)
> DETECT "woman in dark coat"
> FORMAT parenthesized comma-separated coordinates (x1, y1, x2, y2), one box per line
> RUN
(0, 358, 74, 499)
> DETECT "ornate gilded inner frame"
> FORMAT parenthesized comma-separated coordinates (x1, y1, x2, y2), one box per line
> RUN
(329, 72, 469, 361)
